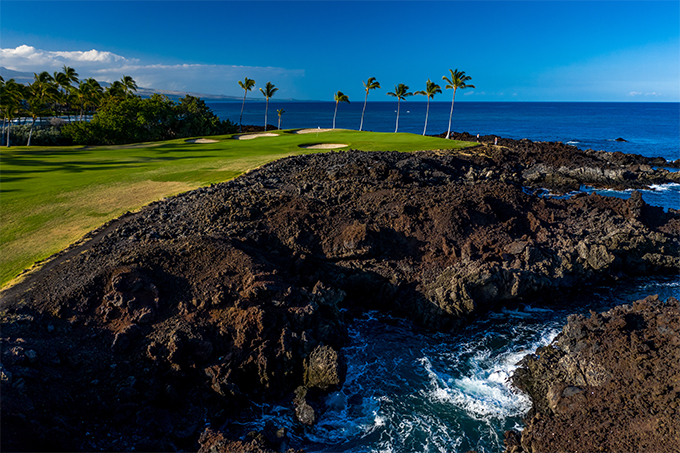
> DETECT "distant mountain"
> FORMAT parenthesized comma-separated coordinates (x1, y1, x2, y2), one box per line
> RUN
(0, 67, 34, 85)
(0, 67, 292, 102)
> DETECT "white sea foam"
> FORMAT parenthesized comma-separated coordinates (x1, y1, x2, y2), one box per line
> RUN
(648, 182, 680, 191)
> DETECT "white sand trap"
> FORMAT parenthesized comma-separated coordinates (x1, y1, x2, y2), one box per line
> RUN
(294, 128, 333, 134)
(185, 138, 218, 144)
(299, 143, 349, 149)
(232, 133, 279, 140)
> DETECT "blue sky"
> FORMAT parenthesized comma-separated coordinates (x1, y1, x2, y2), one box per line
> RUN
(1, 1, 678, 101)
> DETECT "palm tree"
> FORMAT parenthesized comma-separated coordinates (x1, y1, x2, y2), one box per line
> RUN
(414, 79, 442, 136)
(26, 72, 58, 145)
(105, 80, 125, 100)
(58, 66, 79, 122)
(442, 69, 475, 139)
(238, 77, 256, 133)
(386, 84, 412, 133)
(277, 108, 285, 130)
(332, 91, 350, 129)
(121, 75, 138, 97)
(259, 82, 278, 131)
(359, 77, 380, 131)
(75, 78, 103, 120)
(1, 78, 25, 147)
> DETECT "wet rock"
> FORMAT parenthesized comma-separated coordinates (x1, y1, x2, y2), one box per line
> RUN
(293, 386, 316, 426)
(303, 345, 345, 391)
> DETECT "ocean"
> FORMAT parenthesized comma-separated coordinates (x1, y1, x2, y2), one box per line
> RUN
(209, 101, 680, 452)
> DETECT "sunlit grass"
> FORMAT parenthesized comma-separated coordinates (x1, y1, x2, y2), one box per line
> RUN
(0, 129, 472, 287)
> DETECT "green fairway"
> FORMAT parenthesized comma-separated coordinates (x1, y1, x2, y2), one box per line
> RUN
(0, 129, 471, 288)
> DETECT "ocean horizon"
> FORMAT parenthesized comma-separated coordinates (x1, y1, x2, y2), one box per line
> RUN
(209, 101, 679, 160)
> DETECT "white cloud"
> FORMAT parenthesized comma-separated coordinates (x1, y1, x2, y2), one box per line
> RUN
(0, 45, 305, 97)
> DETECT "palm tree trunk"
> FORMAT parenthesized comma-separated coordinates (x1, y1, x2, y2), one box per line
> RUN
(446, 88, 457, 139)
(264, 98, 269, 131)
(423, 97, 430, 135)
(27, 117, 36, 146)
(6, 120, 11, 147)
(360, 90, 368, 131)
(239, 90, 247, 133)
(278, 116, 281, 130)
(395, 99, 401, 133)
(333, 101, 338, 129)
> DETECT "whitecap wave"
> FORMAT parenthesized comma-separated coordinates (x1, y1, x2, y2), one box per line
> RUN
(648, 182, 680, 191)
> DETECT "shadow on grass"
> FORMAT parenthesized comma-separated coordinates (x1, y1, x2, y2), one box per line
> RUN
(2, 153, 221, 176)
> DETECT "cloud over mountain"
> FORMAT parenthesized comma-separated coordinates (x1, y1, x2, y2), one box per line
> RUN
(0, 45, 305, 97)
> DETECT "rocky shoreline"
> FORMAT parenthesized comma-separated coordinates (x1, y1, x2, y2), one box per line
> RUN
(506, 295, 680, 453)
(1, 135, 679, 451)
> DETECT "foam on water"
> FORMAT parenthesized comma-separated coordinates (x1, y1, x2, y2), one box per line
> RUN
(225, 276, 679, 453)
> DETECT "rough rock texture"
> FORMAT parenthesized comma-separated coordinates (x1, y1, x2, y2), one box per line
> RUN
(1, 141, 679, 451)
(443, 132, 680, 192)
(509, 295, 680, 453)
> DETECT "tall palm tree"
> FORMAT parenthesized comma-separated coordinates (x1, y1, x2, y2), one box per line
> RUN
(259, 82, 278, 131)
(121, 75, 138, 97)
(56, 66, 79, 122)
(1, 78, 25, 147)
(442, 69, 475, 139)
(238, 77, 256, 133)
(359, 77, 380, 131)
(386, 84, 412, 133)
(332, 91, 350, 129)
(277, 108, 285, 130)
(414, 79, 442, 136)
(76, 78, 103, 120)
(26, 72, 58, 145)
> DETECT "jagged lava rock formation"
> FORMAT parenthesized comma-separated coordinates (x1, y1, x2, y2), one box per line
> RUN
(1, 144, 679, 451)
(508, 295, 680, 453)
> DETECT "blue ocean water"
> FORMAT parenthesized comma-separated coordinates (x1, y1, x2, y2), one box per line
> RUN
(211, 101, 680, 452)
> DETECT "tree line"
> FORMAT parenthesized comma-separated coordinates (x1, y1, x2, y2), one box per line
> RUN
(237, 69, 475, 137)
(0, 66, 236, 146)
(1, 66, 475, 146)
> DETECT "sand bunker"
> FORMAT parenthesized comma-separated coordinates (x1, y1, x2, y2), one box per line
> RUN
(294, 128, 333, 134)
(299, 143, 349, 149)
(185, 138, 219, 144)
(232, 133, 279, 140)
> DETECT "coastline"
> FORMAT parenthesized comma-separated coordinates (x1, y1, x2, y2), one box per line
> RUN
(2, 134, 679, 452)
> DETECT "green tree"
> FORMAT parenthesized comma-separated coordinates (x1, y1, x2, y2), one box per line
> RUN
(386, 84, 412, 133)
(277, 108, 285, 130)
(442, 69, 475, 139)
(75, 78, 103, 120)
(60, 66, 79, 122)
(176, 95, 236, 137)
(359, 77, 380, 131)
(332, 91, 350, 129)
(26, 72, 59, 145)
(238, 77, 256, 133)
(259, 81, 278, 131)
(414, 79, 442, 136)
(121, 75, 138, 98)
(0, 78, 26, 147)
(104, 80, 125, 100)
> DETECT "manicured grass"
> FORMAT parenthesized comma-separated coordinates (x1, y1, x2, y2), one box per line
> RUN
(0, 129, 471, 287)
